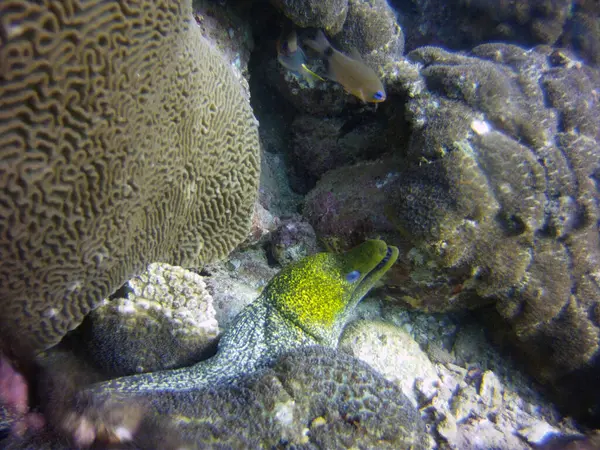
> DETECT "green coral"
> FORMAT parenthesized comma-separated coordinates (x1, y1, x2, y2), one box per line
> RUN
(0, 0, 260, 355)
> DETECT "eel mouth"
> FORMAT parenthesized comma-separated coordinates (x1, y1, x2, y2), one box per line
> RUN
(362, 246, 396, 284)
(375, 246, 394, 270)
(345, 245, 398, 311)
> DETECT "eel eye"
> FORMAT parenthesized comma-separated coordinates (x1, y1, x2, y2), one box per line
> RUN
(373, 91, 385, 100)
(345, 270, 361, 283)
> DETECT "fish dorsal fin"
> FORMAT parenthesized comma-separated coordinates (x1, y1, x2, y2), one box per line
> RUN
(348, 47, 365, 62)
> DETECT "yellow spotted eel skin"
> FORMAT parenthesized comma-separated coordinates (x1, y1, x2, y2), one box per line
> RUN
(88, 240, 398, 397)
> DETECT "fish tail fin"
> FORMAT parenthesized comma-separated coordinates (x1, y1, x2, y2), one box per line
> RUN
(304, 30, 331, 55)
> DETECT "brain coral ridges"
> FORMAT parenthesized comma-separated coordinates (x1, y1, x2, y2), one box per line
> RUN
(0, 0, 260, 355)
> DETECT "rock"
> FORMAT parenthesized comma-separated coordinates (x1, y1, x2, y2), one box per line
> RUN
(518, 421, 564, 445)
(204, 248, 278, 329)
(269, 216, 319, 266)
(290, 114, 391, 191)
(270, 0, 349, 34)
(339, 320, 440, 406)
(479, 371, 503, 409)
(244, 202, 281, 246)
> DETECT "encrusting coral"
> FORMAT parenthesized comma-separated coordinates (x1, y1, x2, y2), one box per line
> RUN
(391, 44, 600, 388)
(303, 42, 600, 423)
(0, 0, 260, 356)
(270, 0, 349, 35)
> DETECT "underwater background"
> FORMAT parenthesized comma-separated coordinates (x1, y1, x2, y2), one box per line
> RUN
(0, 0, 599, 448)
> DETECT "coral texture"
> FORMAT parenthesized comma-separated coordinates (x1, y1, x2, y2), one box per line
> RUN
(304, 42, 600, 421)
(0, 0, 260, 355)
(270, 0, 349, 35)
(82, 263, 219, 376)
(2, 347, 427, 449)
(395, 0, 599, 65)
(1, 241, 405, 447)
(338, 0, 404, 68)
(391, 44, 600, 387)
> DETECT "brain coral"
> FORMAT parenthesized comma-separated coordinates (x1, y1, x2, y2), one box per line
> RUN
(0, 0, 260, 355)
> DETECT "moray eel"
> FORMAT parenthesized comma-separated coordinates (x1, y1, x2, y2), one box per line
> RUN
(86, 240, 398, 397)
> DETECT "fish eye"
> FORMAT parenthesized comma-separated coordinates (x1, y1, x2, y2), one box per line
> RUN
(373, 91, 385, 100)
(345, 270, 361, 283)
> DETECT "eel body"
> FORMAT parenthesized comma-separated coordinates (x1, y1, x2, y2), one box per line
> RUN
(89, 239, 398, 397)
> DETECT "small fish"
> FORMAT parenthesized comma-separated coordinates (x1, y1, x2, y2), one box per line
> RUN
(304, 30, 386, 103)
(277, 30, 324, 87)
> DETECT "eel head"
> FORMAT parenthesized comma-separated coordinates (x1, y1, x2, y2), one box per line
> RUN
(263, 239, 399, 345)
